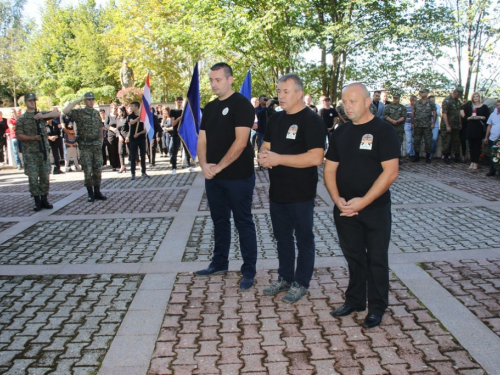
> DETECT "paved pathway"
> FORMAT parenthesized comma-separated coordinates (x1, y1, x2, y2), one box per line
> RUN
(0, 157, 500, 374)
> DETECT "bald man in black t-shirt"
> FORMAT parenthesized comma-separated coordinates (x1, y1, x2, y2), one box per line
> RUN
(324, 83, 399, 329)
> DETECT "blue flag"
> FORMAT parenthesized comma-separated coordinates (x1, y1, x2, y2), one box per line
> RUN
(178, 63, 201, 160)
(239, 70, 251, 100)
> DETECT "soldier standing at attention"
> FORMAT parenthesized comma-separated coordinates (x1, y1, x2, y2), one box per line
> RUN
(383, 92, 407, 164)
(15, 93, 60, 211)
(63, 92, 107, 202)
(411, 89, 436, 163)
(440, 86, 464, 164)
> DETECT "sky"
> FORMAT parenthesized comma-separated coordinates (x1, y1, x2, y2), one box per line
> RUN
(23, 0, 107, 25)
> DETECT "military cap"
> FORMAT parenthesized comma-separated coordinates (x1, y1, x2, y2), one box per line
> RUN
(419, 88, 429, 93)
(83, 92, 95, 99)
(24, 93, 37, 101)
(454, 86, 464, 95)
(392, 92, 401, 98)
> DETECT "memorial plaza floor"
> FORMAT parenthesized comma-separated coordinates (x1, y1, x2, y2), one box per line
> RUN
(0, 157, 500, 375)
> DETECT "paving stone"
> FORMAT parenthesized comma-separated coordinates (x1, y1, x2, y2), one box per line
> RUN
(0, 194, 68, 217)
(0, 274, 142, 374)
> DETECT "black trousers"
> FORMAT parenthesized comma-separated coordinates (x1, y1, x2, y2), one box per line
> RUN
(334, 202, 391, 316)
(150, 137, 160, 165)
(129, 139, 146, 175)
(468, 138, 483, 163)
(102, 138, 110, 165)
(49, 141, 61, 169)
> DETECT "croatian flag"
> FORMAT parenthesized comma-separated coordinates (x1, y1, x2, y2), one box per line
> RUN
(141, 72, 155, 141)
(239, 70, 251, 100)
(178, 63, 201, 160)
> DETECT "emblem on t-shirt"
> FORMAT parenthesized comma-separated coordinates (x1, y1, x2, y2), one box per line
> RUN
(286, 125, 298, 139)
(329, 113, 333, 117)
(222, 107, 229, 115)
(360, 134, 373, 150)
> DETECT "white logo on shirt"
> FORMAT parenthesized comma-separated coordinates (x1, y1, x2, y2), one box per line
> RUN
(329, 113, 333, 116)
(360, 134, 373, 150)
(286, 125, 298, 139)
(222, 107, 229, 115)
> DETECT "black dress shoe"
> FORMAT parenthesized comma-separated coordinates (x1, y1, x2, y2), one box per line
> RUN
(330, 304, 366, 317)
(195, 267, 228, 276)
(363, 313, 382, 328)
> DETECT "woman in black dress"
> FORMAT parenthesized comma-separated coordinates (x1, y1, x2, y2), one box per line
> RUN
(463, 92, 490, 170)
(106, 104, 120, 170)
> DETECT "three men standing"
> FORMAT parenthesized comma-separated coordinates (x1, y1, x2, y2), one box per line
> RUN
(324, 83, 399, 328)
(15, 93, 60, 211)
(259, 74, 325, 303)
(63, 92, 107, 202)
(196, 63, 258, 291)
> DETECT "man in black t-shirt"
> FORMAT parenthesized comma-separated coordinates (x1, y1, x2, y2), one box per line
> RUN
(324, 83, 399, 329)
(318, 96, 339, 146)
(195, 62, 258, 291)
(126, 101, 149, 180)
(169, 97, 184, 174)
(258, 74, 325, 304)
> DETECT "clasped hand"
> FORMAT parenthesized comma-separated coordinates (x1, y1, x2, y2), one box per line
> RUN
(202, 163, 220, 180)
(257, 149, 280, 169)
(335, 197, 366, 217)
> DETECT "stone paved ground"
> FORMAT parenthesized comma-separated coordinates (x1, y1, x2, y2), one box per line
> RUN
(1, 156, 500, 375)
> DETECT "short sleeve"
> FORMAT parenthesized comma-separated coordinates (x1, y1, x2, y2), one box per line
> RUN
(383, 106, 389, 118)
(487, 112, 494, 126)
(325, 136, 339, 162)
(379, 125, 400, 162)
(304, 115, 327, 150)
(441, 100, 450, 115)
(233, 97, 255, 128)
(264, 112, 277, 143)
(430, 102, 437, 112)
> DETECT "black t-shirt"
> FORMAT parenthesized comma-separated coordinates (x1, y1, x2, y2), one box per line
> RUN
(318, 107, 339, 132)
(200, 92, 255, 180)
(325, 116, 399, 208)
(170, 109, 183, 136)
(127, 113, 145, 141)
(264, 107, 326, 203)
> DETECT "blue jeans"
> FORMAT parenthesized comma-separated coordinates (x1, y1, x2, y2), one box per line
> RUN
(404, 122, 414, 156)
(162, 132, 171, 155)
(250, 129, 257, 152)
(205, 174, 257, 278)
(270, 198, 315, 288)
(11, 138, 22, 167)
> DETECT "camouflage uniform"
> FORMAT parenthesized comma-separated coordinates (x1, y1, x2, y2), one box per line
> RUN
(15, 111, 51, 197)
(412, 99, 436, 154)
(69, 107, 103, 187)
(440, 94, 462, 157)
(369, 103, 377, 116)
(383, 102, 407, 154)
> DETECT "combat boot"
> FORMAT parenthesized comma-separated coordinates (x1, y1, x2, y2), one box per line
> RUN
(33, 196, 42, 212)
(425, 153, 432, 163)
(40, 195, 53, 209)
(412, 153, 420, 162)
(93, 186, 107, 201)
(87, 186, 95, 202)
(444, 154, 451, 164)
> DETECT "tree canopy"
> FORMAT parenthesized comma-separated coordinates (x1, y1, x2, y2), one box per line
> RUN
(0, 0, 498, 108)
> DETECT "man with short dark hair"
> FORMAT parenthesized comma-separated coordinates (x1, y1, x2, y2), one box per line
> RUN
(196, 62, 258, 291)
(412, 89, 436, 163)
(372, 91, 385, 118)
(126, 101, 149, 180)
(255, 95, 270, 153)
(63, 92, 107, 202)
(318, 96, 339, 141)
(259, 74, 325, 303)
(304, 94, 318, 113)
(325, 83, 399, 328)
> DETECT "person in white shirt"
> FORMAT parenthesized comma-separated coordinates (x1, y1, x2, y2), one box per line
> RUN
(484, 100, 500, 176)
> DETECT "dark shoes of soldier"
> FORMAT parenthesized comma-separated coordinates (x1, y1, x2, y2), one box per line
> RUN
(425, 153, 432, 163)
(40, 195, 53, 209)
(412, 154, 420, 162)
(93, 186, 107, 200)
(444, 156, 451, 165)
(86, 186, 95, 202)
(455, 155, 463, 163)
(33, 196, 42, 212)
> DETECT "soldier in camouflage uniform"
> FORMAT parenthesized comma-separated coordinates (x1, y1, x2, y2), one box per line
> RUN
(383, 92, 407, 164)
(63, 92, 107, 202)
(440, 86, 463, 164)
(15, 93, 60, 211)
(412, 89, 437, 163)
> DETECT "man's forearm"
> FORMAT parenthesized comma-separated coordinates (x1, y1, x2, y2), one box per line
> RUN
(324, 161, 340, 203)
(63, 99, 81, 115)
(197, 140, 208, 166)
(276, 149, 324, 168)
(359, 163, 398, 207)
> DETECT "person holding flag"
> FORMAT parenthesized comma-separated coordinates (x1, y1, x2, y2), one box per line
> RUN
(195, 62, 258, 291)
(126, 101, 149, 180)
